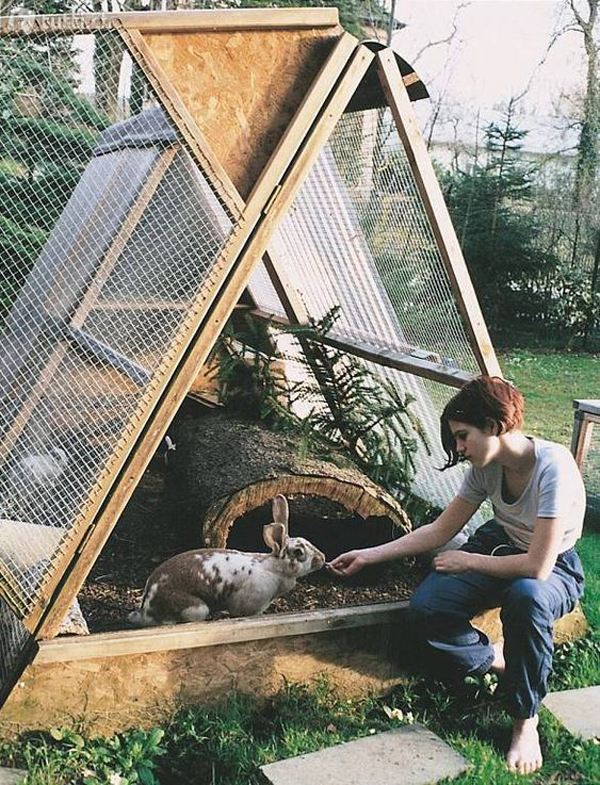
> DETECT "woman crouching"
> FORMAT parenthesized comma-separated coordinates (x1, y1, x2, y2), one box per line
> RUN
(327, 375, 585, 774)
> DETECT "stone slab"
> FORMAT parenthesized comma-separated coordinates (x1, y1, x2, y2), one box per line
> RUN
(0, 768, 27, 785)
(543, 685, 600, 740)
(260, 724, 470, 785)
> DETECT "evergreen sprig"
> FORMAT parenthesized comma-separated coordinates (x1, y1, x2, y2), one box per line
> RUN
(215, 308, 428, 497)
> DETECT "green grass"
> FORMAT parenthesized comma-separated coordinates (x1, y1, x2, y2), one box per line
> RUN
(499, 349, 599, 445)
(0, 348, 598, 784)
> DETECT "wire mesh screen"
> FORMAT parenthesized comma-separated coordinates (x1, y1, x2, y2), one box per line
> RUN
(251, 108, 480, 374)
(249, 106, 484, 521)
(582, 429, 600, 500)
(0, 598, 33, 701)
(0, 29, 234, 626)
(575, 410, 600, 523)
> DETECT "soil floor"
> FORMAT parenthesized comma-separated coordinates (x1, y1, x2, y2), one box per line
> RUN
(77, 466, 429, 633)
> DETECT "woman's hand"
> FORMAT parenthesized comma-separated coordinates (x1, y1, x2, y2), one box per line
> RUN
(432, 550, 474, 574)
(327, 549, 373, 578)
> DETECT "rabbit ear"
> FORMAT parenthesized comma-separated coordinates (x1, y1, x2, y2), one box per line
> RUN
(272, 495, 289, 530)
(263, 522, 287, 556)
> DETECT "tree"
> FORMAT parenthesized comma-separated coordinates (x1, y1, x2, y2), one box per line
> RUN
(569, 0, 600, 215)
(0, 3, 111, 315)
(568, 0, 600, 344)
(443, 109, 558, 333)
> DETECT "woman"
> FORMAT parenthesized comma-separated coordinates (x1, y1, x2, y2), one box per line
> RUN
(327, 376, 585, 774)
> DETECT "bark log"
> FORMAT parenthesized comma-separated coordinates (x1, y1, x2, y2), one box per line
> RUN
(165, 406, 411, 549)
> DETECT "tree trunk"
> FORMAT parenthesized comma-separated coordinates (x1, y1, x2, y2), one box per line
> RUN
(571, 0, 599, 214)
(164, 406, 411, 550)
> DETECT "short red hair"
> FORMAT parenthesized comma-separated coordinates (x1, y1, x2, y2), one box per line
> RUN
(440, 376, 524, 468)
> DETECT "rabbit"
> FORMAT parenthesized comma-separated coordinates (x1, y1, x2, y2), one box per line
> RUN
(128, 494, 325, 626)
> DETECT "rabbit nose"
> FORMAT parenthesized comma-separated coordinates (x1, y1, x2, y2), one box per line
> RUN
(312, 551, 326, 569)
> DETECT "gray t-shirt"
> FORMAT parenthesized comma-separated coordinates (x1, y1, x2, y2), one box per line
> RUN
(458, 437, 586, 551)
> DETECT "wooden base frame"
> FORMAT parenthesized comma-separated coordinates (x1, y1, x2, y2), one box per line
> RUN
(0, 601, 587, 739)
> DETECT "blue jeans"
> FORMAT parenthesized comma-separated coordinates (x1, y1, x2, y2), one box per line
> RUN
(408, 520, 585, 718)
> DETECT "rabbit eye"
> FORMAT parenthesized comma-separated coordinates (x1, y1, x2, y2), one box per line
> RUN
(293, 547, 306, 561)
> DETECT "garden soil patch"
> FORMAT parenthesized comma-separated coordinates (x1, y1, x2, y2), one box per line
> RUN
(77, 467, 428, 633)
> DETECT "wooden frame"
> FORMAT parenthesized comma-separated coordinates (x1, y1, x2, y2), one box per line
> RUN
(0, 598, 585, 738)
(37, 602, 409, 664)
(0, 18, 360, 635)
(0, 9, 340, 35)
(375, 50, 502, 379)
(0, 11, 509, 721)
(35, 37, 371, 640)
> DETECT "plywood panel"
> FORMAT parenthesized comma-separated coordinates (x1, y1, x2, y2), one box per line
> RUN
(0, 625, 405, 738)
(142, 29, 343, 199)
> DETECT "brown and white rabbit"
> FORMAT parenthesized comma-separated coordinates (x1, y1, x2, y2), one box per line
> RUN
(128, 495, 325, 626)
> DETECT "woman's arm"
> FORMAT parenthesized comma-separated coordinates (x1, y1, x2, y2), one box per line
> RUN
(327, 496, 479, 577)
(433, 516, 566, 580)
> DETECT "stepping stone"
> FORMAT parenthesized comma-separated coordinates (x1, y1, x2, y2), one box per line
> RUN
(543, 685, 600, 740)
(260, 724, 470, 785)
(0, 768, 27, 785)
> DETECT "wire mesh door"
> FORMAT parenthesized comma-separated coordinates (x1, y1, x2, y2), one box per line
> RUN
(0, 25, 237, 703)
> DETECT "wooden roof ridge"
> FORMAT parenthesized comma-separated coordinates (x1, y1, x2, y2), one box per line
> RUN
(0, 8, 341, 35)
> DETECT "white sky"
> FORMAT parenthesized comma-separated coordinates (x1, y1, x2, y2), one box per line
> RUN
(392, 1, 586, 115)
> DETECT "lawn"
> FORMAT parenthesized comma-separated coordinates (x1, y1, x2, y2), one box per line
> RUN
(499, 349, 599, 446)
(0, 348, 598, 785)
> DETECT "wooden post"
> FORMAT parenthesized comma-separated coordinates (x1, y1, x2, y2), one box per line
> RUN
(571, 399, 600, 469)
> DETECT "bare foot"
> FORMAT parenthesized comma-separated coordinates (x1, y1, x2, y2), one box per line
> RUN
(490, 640, 505, 676)
(506, 715, 543, 774)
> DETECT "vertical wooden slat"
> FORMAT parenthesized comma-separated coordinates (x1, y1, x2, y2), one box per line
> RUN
(375, 50, 502, 378)
(571, 412, 594, 469)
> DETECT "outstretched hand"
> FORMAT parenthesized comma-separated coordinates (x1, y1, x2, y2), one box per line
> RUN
(326, 550, 370, 578)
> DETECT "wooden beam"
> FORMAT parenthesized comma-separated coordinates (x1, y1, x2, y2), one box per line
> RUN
(0, 9, 340, 36)
(573, 399, 600, 418)
(120, 8, 341, 32)
(33, 37, 367, 639)
(250, 308, 472, 389)
(35, 601, 409, 664)
(571, 400, 600, 468)
(375, 50, 502, 379)
(571, 416, 594, 469)
(262, 250, 311, 326)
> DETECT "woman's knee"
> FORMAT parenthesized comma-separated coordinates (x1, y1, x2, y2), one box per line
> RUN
(501, 579, 551, 623)
(408, 583, 435, 624)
